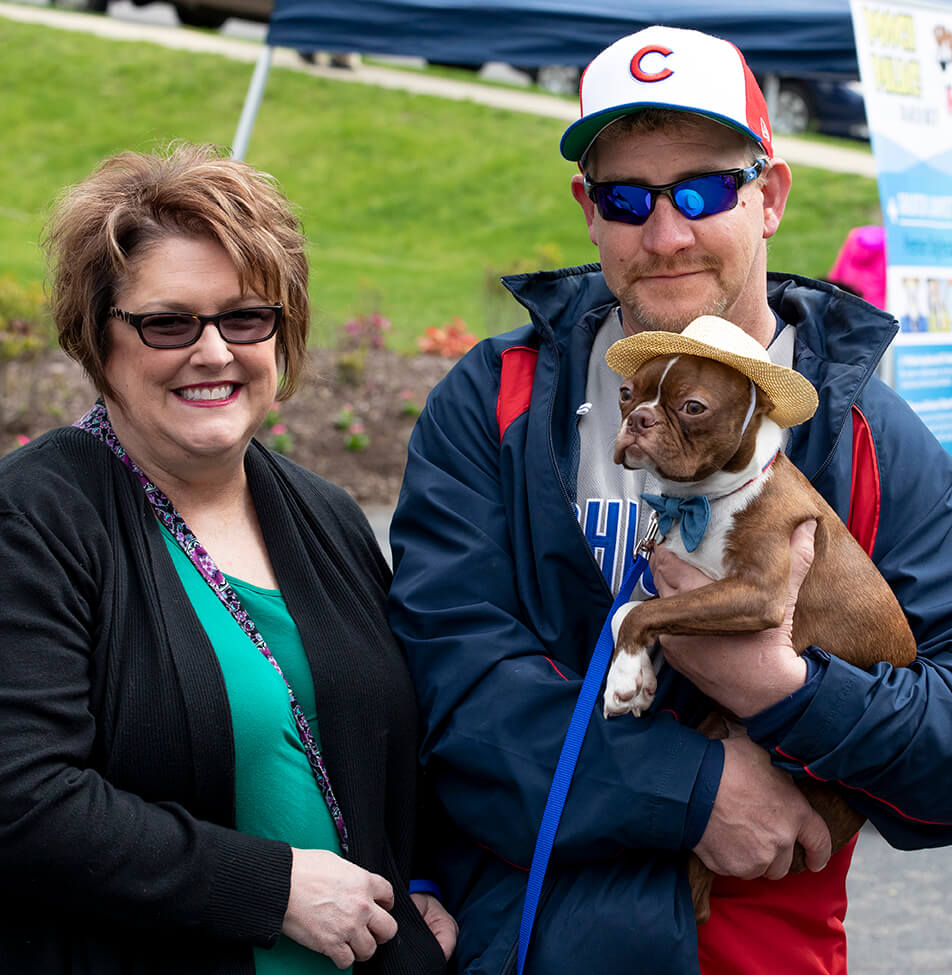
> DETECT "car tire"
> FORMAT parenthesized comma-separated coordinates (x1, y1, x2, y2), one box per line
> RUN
(173, 4, 228, 27)
(774, 83, 813, 135)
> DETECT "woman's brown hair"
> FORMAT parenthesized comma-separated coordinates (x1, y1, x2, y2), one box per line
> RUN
(43, 142, 309, 401)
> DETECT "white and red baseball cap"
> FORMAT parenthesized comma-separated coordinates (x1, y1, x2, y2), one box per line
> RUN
(560, 26, 773, 162)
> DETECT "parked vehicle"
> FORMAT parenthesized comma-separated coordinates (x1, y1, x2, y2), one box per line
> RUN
(94, 0, 273, 29)
(766, 77, 868, 140)
(173, 0, 269, 28)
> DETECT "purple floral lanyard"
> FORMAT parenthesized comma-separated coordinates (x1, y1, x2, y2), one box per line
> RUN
(76, 402, 350, 853)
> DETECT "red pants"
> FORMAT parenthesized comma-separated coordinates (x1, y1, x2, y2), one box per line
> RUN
(698, 837, 856, 975)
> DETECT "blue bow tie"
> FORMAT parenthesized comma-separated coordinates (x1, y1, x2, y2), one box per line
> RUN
(641, 493, 711, 553)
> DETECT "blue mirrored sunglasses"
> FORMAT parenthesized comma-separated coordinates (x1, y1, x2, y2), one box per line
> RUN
(584, 159, 767, 226)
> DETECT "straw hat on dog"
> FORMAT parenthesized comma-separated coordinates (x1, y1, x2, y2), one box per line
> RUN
(605, 315, 819, 429)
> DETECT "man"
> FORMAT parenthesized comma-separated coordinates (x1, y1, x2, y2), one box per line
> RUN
(388, 26, 952, 975)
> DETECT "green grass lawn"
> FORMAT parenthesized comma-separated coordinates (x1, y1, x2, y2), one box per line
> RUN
(0, 17, 883, 351)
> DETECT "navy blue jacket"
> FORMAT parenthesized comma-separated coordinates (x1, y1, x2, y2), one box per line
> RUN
(388, 266, 952, 974)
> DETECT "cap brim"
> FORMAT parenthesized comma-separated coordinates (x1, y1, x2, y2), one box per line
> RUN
(560, 103, 766, 162)
(561, 104, 649, 161)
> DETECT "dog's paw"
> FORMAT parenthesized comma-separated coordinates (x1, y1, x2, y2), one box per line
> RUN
(603, 648, 657, 718)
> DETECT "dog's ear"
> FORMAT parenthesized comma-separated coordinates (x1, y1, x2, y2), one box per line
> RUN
(755, 386, 775, 417)
(724, 383, 775, 473)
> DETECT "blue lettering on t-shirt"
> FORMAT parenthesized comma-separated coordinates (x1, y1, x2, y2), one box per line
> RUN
(621, 499, 639, 580)
(578, 498, 640, 588)
(583, 498, 621, 580)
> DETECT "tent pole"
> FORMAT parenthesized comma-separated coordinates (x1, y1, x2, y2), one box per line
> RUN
(232, 45, 274, 161)
(762, 73, 780, 130)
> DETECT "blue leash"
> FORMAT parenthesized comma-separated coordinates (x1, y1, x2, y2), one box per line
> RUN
(516, 517, 657, 974)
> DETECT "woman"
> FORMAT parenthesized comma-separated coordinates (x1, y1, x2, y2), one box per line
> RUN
(0, 144, 455, 974)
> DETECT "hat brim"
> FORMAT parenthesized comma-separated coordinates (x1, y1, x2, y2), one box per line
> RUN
(560, 103, 766, 162)
(606, 332, 819, 429)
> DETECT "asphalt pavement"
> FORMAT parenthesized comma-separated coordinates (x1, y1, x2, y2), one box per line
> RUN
(4, 4, 947, 969)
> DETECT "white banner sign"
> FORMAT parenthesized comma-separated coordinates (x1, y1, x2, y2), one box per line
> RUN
(850, 0, 952, 449)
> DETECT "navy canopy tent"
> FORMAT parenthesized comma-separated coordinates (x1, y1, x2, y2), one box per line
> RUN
(232, 0, 857, 157)
(265, 0, 858, 77)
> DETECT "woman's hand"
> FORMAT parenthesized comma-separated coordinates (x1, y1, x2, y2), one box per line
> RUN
(411, 891, 459, 960)
(282, 848, 397, 969)
(652, 520, 816, 717)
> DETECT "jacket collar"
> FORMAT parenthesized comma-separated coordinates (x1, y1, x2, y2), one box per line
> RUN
(502, 263, 616, 348)
(766, 272, 899, 485)
(766, 271, 898, 383)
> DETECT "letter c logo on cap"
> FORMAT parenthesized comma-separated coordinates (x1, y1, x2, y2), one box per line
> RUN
(630, 45, 673, 82)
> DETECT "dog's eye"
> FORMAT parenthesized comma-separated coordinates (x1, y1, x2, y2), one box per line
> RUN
(682, 400, 706, 416)
(619, 385, 633, 402)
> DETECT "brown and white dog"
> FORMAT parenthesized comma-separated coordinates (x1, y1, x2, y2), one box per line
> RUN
(600, 315, 916, 923)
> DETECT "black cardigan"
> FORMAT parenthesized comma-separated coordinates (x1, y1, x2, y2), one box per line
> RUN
(0, 425, 445, 975)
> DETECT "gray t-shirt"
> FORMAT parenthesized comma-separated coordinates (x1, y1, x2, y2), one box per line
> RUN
(575, 311, 659, 595)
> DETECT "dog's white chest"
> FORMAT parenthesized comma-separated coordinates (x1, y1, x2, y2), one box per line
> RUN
(657, 481, 765, 579)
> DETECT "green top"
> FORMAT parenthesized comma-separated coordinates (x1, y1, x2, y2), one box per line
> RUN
(161, 528, 347, 975)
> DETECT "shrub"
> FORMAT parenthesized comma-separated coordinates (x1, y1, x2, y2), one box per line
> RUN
(0, 278, 60, 432)
(417, 317, 478, 357)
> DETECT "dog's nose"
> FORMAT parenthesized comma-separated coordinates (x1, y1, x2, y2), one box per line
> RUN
(630, 407, 657, 431)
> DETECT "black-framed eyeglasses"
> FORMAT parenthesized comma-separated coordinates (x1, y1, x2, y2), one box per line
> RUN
(109, 304, 283, 349)
(584, 160, 768, 226)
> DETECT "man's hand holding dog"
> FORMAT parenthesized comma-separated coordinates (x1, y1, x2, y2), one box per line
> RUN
(652, 520, 816, 718)
(695, 734, 832, 879)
